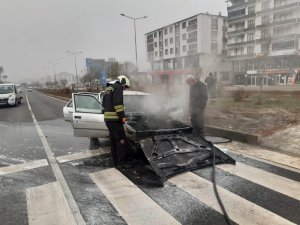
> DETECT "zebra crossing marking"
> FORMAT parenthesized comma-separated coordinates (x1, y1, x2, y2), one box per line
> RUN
(217, 162, 300, 201)
(217, 147, 300, 174)
(90, 168, 181, 225)
(169, 172, 296, 225)
(217, 145, 300, 170)
(0, 159, 48, 175)
(26, 182, 77, 225)
(56, 148, 110, 163)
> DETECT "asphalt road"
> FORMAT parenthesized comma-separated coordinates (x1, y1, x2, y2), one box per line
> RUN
(0, 90, 299, 225)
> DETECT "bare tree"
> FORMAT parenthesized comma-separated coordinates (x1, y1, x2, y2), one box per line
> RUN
(2, 75, 8, 83)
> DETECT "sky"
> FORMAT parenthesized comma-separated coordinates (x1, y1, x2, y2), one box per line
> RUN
(0, 0, 228, 83)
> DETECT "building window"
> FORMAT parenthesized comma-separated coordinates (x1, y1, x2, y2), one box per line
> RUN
(211, 17, 218, 28)
(274, 0, 287, 7)
(261, 29, 269, 39)
(159, 30, 162, 37)
(247, 46, 254, 54)
(247, 33, 254, 41)
(262, 15, 270, 24)
(155, 52, 158, 57)
(165, 49, 168, 55)
(211, 30, 217, 42)
(228, 8, 245, 18)
(182, 33, 186, 40)
(154, 32, 157, 38)
(154, 42, 157, 47)
(182, 22, 186, 29)
(170, 48, 174, 54)
(159, 51, 163, 57)
(272, 40, 295, 50)
(175, 47, 179, 54)
(165, 39, 168, 46)
(262, 1, 270, 10)
(188, 19, 197, 26)
(248, 20, 255, 28)
(182, 45, 187, 52)
(170, 37, 173, 44)
(170, 26, 173, 33)
(248, 6, 255, 15)
(164, 28, 168, 35)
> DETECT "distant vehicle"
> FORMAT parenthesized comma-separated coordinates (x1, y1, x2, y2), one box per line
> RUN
(27, 87, 33, 92)
(0, 83, 23, 106)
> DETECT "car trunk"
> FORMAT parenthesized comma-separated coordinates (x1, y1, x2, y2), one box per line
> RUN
(125, 113, 235, 181)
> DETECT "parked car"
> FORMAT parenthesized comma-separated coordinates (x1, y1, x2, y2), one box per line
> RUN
(0, 83, 23, 106)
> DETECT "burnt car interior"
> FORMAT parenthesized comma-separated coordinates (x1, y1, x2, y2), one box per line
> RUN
(123, 103, 236, 182)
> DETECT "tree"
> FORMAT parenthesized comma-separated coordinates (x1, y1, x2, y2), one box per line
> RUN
(60, 79, 68, 88)
(107, 62, 123, 80)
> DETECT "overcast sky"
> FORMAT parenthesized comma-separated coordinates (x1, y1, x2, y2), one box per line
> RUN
(0, 0, 228, 83)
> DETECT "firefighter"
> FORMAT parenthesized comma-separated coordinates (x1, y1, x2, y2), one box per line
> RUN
(185, 74, 208, 138)
(103, 75, 130, 166)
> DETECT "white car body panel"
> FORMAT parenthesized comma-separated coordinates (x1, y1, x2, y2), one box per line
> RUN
(63, 91, 152, 138)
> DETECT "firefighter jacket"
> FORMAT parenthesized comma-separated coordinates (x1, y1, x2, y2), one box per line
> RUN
(189, 80, 208, 113)
(103, 81, 125, 122)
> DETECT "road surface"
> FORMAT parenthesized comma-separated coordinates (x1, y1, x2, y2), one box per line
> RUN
(0, 90, 299, 225)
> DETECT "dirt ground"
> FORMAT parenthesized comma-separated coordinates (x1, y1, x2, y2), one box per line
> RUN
(205, 90, 300, 136)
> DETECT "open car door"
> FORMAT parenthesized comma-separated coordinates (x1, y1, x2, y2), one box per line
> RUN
(72, 93, 109, 138)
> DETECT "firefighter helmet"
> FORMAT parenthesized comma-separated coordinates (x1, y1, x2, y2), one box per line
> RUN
(117, 75, 130, 88)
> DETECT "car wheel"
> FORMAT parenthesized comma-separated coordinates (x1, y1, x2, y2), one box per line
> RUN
(14, 99, 18, 107)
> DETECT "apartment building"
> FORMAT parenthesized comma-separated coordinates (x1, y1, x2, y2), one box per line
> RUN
(227, 0, 300, 85)
(145, 13, 231, 87)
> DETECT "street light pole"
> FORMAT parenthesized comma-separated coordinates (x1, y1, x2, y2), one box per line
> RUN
(67, 51, 82, 90)
(120, 13, 147, 70)
(49, 63, 60, 83)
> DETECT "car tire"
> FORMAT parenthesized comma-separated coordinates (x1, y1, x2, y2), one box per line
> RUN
(14, 99, 18, 107)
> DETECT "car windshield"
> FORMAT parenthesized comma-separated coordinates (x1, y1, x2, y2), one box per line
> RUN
(0, 85, 14, 94)
(124, 95, 163, 113)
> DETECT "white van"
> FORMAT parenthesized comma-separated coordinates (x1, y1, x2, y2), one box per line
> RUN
(0, 83, 23, 106)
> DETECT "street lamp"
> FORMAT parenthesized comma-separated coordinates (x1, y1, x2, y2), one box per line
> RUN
(67, 51, 82, 90)
(49, 63, 60, 83)
(120, 13, 147, 70)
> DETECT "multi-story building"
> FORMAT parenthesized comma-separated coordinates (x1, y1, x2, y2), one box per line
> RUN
(145, 13, 231, 88)
(227, 0, 300, 85)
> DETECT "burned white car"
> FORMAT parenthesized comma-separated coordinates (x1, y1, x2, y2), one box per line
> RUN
(64, 91, 235, 181)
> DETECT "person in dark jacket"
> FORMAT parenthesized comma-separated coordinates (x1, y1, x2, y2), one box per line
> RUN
(205, 72, 217, 104)
(185, 74, 208, 138)
(102, 75, 130, 166)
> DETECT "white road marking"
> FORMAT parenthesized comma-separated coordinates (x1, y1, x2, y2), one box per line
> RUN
(0, 159, 48, 175)
(56, 148, 110, 163)
(27, 182, 77, 225)
(169, 172, 295, 225)
(90, 168, 181, 225)
(26, 94, 86, 225)
(217, 146, 300, 172)
(217, 162, 300, 201)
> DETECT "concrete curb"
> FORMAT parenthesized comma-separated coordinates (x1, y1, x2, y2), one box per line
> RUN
(38, 91, 70, 102)
(205, 125, 262, 145)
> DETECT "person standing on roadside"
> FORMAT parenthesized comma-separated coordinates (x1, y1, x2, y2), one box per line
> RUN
(102, 75, 130, 167)
(205, 72, 217, 104)
(185, 74, 208, 138)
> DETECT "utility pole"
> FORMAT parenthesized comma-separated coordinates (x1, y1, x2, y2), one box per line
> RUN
(120, 13, 147, 70)
(67, 51, 82, 90)
(49, 63, 60, 84)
